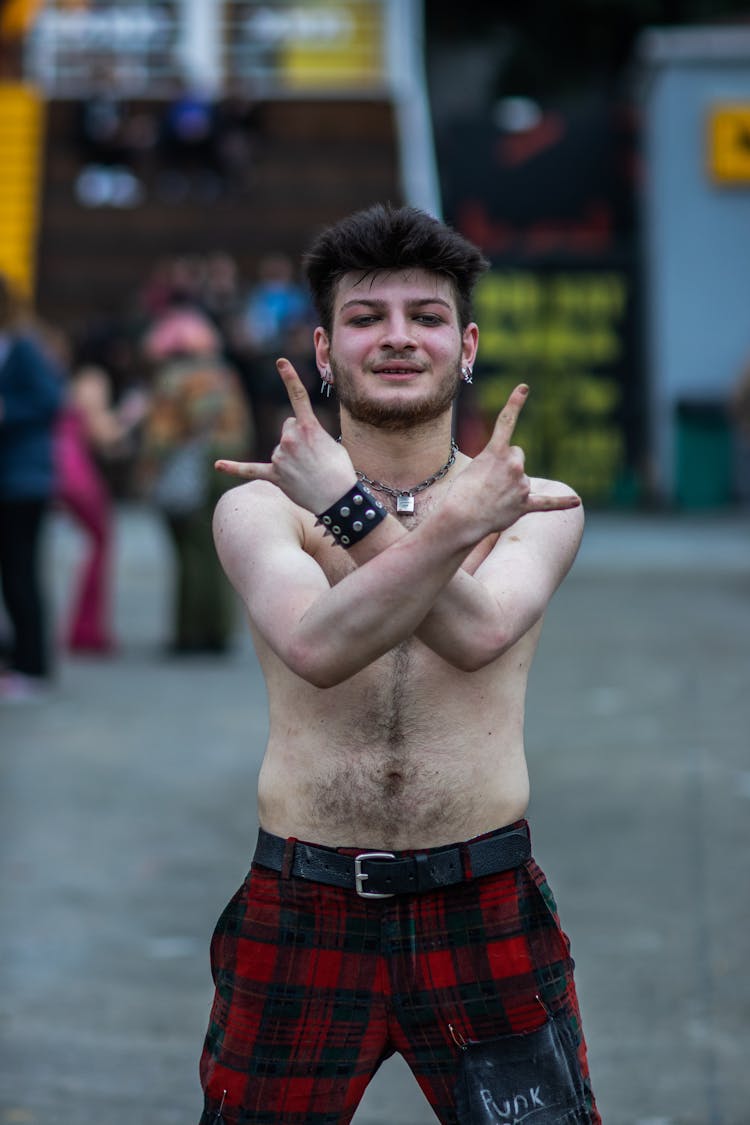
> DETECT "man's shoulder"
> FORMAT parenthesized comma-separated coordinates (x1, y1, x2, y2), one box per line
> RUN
(529, 475, 580, 500)
(499, 476, 584, 556)
(213, 478, 305, 541)
(212, 478, 322, 590)
(215, 478, 289, 519)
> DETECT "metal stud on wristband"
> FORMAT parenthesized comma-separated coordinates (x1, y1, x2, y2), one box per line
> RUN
(315, 482, 386, 548)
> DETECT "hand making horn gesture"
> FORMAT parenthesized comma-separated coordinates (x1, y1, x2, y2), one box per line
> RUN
(215, 358, 356, 513)
(450, 383, 581, 534)
(216, 360, 580, 529)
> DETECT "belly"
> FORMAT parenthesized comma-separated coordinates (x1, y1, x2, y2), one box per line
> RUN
(260, 734, 529, 849)
(307, 745, 480, 846)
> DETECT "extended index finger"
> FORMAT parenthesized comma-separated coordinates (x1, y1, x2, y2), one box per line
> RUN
(489, 384, 529, 447)
(214, 459, 275, 482)
(276, 357, 316, 423)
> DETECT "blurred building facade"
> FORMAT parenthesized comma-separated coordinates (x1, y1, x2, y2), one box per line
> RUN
(639, 25, 750, 507)
(425, 3, 750, 508)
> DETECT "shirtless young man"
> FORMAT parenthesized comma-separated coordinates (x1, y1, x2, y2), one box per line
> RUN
(199, 204, 599, 1124)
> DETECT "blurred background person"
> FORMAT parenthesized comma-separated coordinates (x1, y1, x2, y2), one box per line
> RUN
(157, 77, 221, 203)
(0, 275, 64, 701)
(72, 59, 157, 211)
(240, 252, 310, 349)
(212, 84, 266, 198)
(199, 251, 244, 339)
(139, 305, 253, 655)
(233, 251, 315, 460)
(53, 329, 149, 654)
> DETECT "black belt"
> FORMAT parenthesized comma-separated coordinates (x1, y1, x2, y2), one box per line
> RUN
(253, 821, 531, 899)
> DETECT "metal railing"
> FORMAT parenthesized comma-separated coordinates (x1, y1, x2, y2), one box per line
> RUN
(25, 0, 389, 97)
(24, 0, 441, 214)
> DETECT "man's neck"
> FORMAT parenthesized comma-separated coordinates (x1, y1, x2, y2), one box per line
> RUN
(338, 410, 456, 492)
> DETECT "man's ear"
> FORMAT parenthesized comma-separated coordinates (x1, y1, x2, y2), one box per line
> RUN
(314, 326, 330, 369)
(462, 322, 479, 368)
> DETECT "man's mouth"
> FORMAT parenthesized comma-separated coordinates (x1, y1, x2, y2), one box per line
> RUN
(372, 364, 423, 376)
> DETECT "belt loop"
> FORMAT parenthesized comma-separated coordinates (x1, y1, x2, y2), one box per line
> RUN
(460, 842, 474, 882)
(414, 851, 432, 892)
(281, 837, 297, 880)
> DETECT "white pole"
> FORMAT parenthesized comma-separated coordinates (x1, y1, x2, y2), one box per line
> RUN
(385, 0, 442, 217)
(178, 0, 222, 93)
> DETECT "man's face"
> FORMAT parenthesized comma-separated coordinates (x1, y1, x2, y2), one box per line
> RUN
(314, 269, 478, 431)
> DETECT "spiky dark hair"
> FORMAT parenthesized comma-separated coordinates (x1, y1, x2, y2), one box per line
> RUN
(303, 203, 489, 333)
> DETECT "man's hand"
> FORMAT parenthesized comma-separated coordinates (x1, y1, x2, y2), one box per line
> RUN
(215, 358, 356, 512)
(448, 384, 581, 536)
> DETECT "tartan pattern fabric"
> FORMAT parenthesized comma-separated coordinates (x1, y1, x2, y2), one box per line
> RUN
(199, 824, 599, 1125)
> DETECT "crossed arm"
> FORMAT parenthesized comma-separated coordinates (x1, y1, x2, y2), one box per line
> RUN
(214, 360, 583, 687)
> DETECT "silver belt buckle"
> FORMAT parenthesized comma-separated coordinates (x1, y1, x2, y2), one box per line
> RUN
(354, 851, 396, 898)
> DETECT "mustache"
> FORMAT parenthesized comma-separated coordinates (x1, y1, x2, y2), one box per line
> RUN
(330, 358, 462, 431)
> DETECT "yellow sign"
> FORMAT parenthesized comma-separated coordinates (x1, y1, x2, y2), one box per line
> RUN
(0, 0, 43, 37)
(280, 2, 384, 91)
(708, 105, 750, 184)
(0, 83, 44, 298)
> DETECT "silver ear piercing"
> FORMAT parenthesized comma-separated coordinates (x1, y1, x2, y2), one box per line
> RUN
(461, 364, 473, 385)
(319, 366, 334, 397)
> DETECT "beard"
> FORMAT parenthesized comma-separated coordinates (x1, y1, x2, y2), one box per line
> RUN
(330, 354, 462, 432)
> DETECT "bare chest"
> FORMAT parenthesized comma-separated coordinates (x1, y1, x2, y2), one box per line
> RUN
(258, 505, 527, 846)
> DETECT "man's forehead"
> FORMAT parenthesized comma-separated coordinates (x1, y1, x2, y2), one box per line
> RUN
(333, 268, 457, 309)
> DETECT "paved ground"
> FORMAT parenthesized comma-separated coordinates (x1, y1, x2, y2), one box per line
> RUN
(1, 503, 749, 1125)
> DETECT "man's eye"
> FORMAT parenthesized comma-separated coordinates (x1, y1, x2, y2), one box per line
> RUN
(415, 314, 442, 325)
(349, 315, 379, 326)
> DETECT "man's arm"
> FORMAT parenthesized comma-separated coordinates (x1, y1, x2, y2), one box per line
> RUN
(346, 483, 583, 671)
(215, 477, 502, 687)
(215, 360, 581, 683)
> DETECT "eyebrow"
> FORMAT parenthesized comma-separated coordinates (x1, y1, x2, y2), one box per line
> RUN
(339, 297, 454, 312)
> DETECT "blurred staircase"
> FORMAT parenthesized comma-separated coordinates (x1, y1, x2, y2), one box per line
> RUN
(36, 97, 401, 335)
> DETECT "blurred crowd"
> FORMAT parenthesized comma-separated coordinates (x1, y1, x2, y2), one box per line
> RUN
(74, 73, 266, 209)
(0, 246, 334, 703)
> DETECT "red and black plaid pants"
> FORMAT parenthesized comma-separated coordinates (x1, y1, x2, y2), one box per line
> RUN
(199, 823, 599, 1124)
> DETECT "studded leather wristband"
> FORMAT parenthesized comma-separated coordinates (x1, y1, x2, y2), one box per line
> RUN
(315, 482, 387, 548)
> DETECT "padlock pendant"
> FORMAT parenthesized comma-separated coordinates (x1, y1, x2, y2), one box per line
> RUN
(396, 493, 415, 514)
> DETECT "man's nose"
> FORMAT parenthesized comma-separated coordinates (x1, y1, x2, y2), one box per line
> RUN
(380, 317, 416, 350)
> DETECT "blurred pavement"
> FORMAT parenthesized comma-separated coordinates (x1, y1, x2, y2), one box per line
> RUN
(1, 502, 749, 1124)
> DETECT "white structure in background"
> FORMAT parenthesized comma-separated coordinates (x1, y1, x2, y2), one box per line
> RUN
(25, 0, 441, 217)
(384, 0, 441, 217)
(639, 25, 750, 503)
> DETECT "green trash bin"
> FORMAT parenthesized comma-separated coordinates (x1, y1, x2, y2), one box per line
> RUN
(674, 399, 734, 509)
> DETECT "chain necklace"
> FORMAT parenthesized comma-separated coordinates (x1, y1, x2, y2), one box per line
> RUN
(341, 439, 459, 515)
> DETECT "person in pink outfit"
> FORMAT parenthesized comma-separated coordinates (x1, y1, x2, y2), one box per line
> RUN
(55, 346, 148, 653)
(55, 399, 112, 651)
